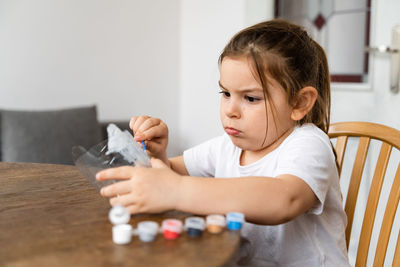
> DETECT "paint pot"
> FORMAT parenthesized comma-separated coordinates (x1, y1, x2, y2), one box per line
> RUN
(184, 217, 205, 237)
(226, 212, 245, 231)
(109, 205, 132, 245)
(206, 214, 226, 234)
(137, 221, 159, 242)
(162, 219, 183, 240)
(109, 204, 130, 225)
(112, 224, 133, 245)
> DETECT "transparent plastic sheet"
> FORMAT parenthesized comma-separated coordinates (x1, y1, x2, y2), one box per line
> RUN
(72, 124, 151, 192)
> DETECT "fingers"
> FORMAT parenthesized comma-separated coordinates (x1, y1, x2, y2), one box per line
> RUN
(129, 117, 137, 131)
(129, 116, 168, 141)
(139, 122, 168, 141)
(108, 194, 144, 214)
(109, 193, 136, 206)
(100, 180, 132, 197)
(96, 166, 135, 181)
(130, 115, 150, 135)
(125, 204, 144, 214)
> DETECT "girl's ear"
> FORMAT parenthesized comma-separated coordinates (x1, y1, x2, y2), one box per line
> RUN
(291, 86, 318, 121)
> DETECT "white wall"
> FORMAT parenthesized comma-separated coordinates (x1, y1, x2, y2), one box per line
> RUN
(179, 0, 273, 150)
(179, 0, 245, 151)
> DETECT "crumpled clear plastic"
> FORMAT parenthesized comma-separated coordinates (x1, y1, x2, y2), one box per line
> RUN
(72, 123, 150, 192)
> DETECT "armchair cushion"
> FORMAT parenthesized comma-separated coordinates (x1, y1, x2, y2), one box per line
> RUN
(1, 106, 101, 165)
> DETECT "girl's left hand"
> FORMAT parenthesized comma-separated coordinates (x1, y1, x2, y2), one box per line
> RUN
(96, 158, 182, 214)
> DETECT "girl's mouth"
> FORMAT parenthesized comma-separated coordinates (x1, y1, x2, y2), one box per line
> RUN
(225, 127, 241, 136)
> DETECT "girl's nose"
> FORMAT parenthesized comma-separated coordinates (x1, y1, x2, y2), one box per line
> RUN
(225, 100, 241, 119)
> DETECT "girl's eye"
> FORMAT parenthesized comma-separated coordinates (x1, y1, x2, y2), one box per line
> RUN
(219, 91, 230, 97)
(245, 96, 260, 102)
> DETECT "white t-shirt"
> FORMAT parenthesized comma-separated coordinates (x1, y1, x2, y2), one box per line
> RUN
(183, 124, 350, 267)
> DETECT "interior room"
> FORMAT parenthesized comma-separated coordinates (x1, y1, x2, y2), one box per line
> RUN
(1, 1, 399, 266)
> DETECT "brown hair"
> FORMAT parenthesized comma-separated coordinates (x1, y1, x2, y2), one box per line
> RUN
(219, 19, 331, 134)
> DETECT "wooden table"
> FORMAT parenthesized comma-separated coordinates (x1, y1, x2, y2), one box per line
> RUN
(0, 162, 240, 267)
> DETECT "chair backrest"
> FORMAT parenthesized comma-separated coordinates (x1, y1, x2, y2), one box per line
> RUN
(329, 121, 400, 267)
(0, 106, 101, 164)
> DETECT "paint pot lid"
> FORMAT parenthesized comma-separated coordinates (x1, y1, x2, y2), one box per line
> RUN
(109, 204, 130, 225)
(184, 217, 205, 230)
(162, 219, 183, 233)
(137, 221, 159, 234)
(226, 212, 245, 223)
(206, 214, 226, 227)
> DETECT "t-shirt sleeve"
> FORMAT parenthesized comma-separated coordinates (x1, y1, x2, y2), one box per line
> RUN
(183, 136, 223, 177)
(274, 133, 337, 215)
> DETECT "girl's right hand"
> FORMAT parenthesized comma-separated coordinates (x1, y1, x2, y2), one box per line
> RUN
(129, 115, 169, 164)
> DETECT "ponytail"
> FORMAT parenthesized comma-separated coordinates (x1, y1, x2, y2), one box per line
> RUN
(304, 40, 331, 134)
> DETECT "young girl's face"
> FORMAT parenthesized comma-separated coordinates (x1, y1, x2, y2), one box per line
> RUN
(219, 56, 295, 153)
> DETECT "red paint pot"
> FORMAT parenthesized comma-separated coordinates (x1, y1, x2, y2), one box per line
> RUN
(163, 229, 180, 239)
(162, 219, 183, 240)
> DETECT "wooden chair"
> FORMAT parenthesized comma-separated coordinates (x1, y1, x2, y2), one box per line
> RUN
(329, 121, 400, 266)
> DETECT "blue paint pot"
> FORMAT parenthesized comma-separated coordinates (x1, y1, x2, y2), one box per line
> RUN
(184, 217, 205, 238)
(187, 227, 203, 237)
(226, 212, 245, 231)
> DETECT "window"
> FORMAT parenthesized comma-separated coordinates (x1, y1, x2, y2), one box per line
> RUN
(275, 0, 371, 83)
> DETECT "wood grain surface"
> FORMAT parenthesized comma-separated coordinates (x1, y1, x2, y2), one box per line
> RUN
(0, 162, 240, 267)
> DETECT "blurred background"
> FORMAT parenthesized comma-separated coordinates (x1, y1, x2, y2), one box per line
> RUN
(1, 0, 268, 156)
(1, 0, 399, 156)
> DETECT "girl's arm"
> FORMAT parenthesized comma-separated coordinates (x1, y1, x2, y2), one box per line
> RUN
(169, 156, 189, 176)
(97, 159, 317, 225)
(176, 174, 317, 225)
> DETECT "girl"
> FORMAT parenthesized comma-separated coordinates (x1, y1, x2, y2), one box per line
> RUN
(97, 19, 349, 266)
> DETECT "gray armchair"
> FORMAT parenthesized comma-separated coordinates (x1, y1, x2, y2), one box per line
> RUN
(0, 106, 129, 165)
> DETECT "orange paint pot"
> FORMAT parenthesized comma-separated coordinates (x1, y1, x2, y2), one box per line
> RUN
(207, 224, 224, 234)
(206, 214, 226, 234)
